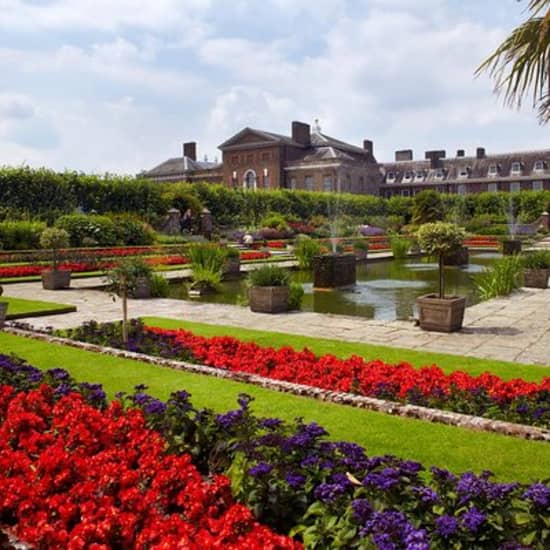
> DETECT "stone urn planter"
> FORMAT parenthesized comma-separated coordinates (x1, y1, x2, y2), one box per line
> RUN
(443, 245, 469, 266)
(502, 240, 522, 255)
(132, 276, 152, 299)
(417, 294, 467, 333)
(41, 269, 71, 290)
(249, 286, 289, 313)
(313, 254, 357, 290)
(523, 269, 549, 289)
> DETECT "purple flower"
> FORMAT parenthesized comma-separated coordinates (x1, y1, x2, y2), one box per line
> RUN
(351, 498, 372, 524)
(523, 483, 550, 507)
(248, 462, 272, 476)
(435, 515, 458, 538)
(216, 409, 243, 430)
(144, 399, 167, 415)
(285, 472, 306, 488)
(314, 482, 346, 503)
(259, 417, 283, 429)
(363, 468, 401, 491)
(413, 486, 439, 504)
(404, 527, 430, 550)
(48, 368, 70, 380)
(461, 507, 486, 532)
(53, 382, 72, 396)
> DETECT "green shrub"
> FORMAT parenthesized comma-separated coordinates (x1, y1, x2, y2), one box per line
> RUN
(188, 244, 227, 291)
(294, 236, 322, 269)
(0, 220, 47, 250)
(474, 256, 523, 300)
(106, 257, 153, 296)
(248, 264, 290, 287)
(150, 273, 170, 297)
(412, 190, 444, 225)
(390, 236, 410, 259)
(40, 227, 70, 269)
(288, 282, 304, 310)
(108, 213, 156, 245)
(259, 212, 289, 232)
(55, 214, 118, 247)
(521, 250, 550, 270)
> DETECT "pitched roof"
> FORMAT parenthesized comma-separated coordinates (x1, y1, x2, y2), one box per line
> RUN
(311, 131, 369, 156)
(143, 156, 221, 177)
(218, 127, 305, 149)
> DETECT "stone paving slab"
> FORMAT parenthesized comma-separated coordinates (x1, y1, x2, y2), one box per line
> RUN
(1, 280, 549, 367)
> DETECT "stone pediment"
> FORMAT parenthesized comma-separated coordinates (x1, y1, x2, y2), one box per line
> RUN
(219, 127, 303, 150)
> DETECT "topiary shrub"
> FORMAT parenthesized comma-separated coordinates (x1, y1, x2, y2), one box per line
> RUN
(40, 227, 70, 270)
(417, 222, 466, 298)
(108, 213, 156, 245)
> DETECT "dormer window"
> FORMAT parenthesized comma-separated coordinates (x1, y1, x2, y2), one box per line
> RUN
(415, 170, 425, 182)
(434, 168, 445, 180)
(488, 164, 498, 177)
(386, 171, 396, 183)
(511, 161, 522, 175)
(534, 160, 545, 173)
(457, 167, 470, 179)
(403, 170, 413, 182)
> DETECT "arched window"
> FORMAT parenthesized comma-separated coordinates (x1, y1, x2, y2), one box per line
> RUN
(243, 169, 257, 190)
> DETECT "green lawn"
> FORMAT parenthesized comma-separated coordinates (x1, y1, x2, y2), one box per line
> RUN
(143, 317, 549, 381)
(0, 331, 548, 483)
(1, 296, 76, 319)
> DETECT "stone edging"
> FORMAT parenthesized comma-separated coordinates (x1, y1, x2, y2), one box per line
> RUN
(4, 326, 550, 443)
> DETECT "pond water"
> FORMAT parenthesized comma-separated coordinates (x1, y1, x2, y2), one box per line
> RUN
(168, 252, 501, 321)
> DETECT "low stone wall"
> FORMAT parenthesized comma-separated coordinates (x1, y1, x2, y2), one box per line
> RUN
(4, 325, 550, 443)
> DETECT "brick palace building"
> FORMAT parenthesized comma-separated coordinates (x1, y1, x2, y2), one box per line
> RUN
(143, 120, 550, 196)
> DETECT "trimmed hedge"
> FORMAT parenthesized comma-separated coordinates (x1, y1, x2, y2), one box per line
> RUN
(0, 166, 549, 228)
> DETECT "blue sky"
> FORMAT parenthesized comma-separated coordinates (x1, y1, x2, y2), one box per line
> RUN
(0, 0, 547, 174)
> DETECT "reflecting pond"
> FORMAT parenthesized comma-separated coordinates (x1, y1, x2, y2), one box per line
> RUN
(168, 252, 501, 321)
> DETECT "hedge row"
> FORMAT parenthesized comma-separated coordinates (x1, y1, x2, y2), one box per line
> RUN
(1, 166, 549, 227)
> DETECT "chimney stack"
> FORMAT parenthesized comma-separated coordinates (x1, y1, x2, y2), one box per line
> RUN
(291, 121, 311, 146)
(476, 147, 486, 159)
(363, 140, 373, 155)
(395, 149, 413, 162)
(425, 150, 446, 168)
(456, 149, 465, 158)
(183, 142, 197, 161)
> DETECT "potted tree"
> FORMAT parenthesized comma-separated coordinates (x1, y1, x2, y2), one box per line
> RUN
(521, 250, 550, 289)
(416, 222, 467, 332)
(188, 244, 227, 296)
(40, 228, 71, 290)
(0, 286, 7, 329)
(353, 239, 369, 262)
(248, 264, 290, 313)
(223, 246, 241, 277)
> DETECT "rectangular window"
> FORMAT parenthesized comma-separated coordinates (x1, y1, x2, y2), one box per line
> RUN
(401, 189, 410, 197)
(290, 177, 296, 190)
(510, 182, 521, 192)
(487, 182, 498, 193)
(458, 168, 469, 179)
(263, 175, 270, 189)
(511, 162, 521, 175)
(457, 184, 467, 195)
(434, 169, 445, 180)
(403, 171, 413, 182)
(532, 180, 543, 191)
(414, 170, 425, 182)
(323, 175, 332, 192)
(386, 171, 396, 183)
(305, 175, 314, 191)
(534, 161, 545, 172)
(488, 164, 498, 177)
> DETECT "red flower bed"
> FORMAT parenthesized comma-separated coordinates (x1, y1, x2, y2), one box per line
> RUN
(0, 384, 301, 550)
(240, 251, 271, 261)
(463, 236, 499, 248)
(145, 326, 550, 413)
(267, 241, 287, 249)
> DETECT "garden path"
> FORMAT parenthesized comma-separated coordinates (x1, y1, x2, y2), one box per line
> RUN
(2, 279, 549, 367)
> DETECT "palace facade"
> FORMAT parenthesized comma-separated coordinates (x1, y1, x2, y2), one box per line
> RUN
(143, 121, 550, 196)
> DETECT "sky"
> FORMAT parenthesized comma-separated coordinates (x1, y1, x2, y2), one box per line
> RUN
(0, 0, 548, 174)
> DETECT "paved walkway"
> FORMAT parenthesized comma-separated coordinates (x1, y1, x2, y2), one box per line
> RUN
(2, 275, 550, 366)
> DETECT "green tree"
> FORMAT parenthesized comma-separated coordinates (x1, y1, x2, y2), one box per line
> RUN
(412, 190, 444, 225)
(476, 0, 550, 123)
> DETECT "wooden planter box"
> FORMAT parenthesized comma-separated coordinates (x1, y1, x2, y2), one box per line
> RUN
(249, 286, 289, 314)
(523, 268, 549, 289)
(502, 240, 522, 255)
(0, 302, 7, 329)
(313, 254, 357, 289)
(41, 269, 71, 290)
(417, 294, 466, 333)
(443, 246, 469, 266)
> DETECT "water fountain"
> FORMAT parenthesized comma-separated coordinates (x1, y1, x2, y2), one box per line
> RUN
(502, 196, 522, 255)
(312, 174, 357, 290)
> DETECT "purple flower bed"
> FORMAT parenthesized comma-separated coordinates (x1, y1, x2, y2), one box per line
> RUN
(0, 353, 548, 549)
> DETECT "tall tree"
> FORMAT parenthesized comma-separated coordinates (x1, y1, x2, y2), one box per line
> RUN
(476, 0, 550, 123)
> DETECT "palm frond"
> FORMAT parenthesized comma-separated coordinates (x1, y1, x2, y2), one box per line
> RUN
(476, 3, 550, 123)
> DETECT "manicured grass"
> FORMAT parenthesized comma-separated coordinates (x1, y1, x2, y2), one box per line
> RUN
(0, 332, 549, 483)
(1, 296, 76, 319)
(143, 317, 550, 381)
